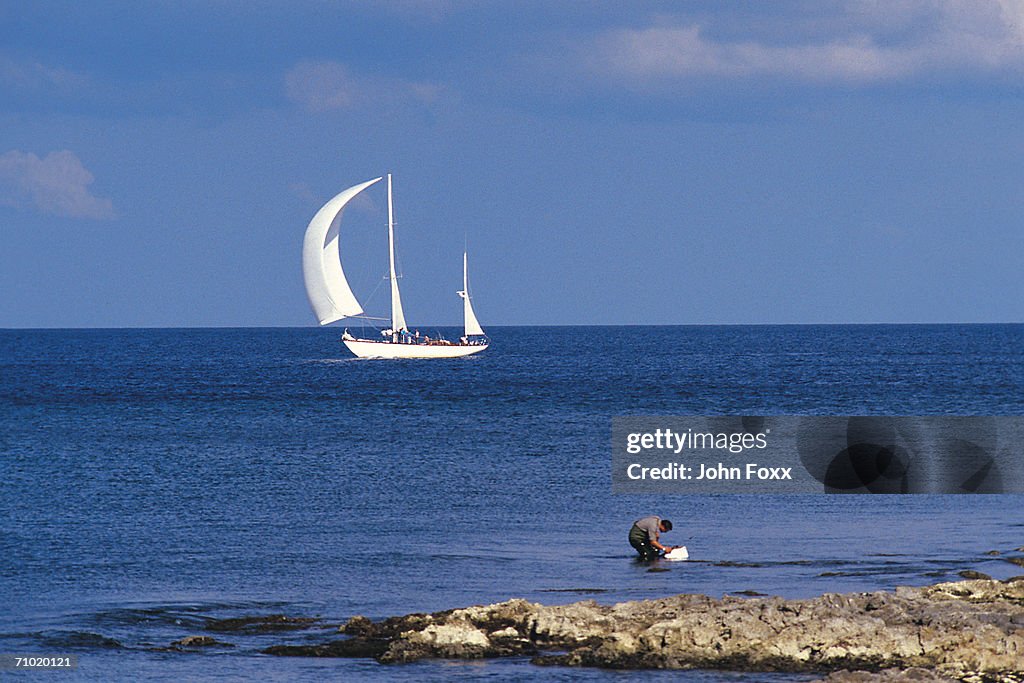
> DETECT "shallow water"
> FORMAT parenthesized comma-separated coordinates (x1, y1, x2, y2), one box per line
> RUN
(1, 325, 1022, 680)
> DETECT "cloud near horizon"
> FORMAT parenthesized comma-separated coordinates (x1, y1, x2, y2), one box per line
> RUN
(0, 150, 116, 220)
(582, 0, 1024, 87)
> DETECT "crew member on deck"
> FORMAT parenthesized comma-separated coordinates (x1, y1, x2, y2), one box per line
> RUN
(628, 516, 675, 561)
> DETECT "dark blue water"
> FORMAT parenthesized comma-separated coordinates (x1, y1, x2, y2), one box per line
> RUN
(2, 325, 1022, 681)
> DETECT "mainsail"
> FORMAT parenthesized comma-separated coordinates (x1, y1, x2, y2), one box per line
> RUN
(459, 252, 485, 337)
(302, 176, 382, 325)
(386, 174, 408, 332)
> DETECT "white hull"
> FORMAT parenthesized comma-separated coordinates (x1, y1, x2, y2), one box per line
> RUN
(343, 339, 488, 359)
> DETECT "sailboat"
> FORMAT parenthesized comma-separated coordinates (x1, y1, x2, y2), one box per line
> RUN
(302, 174, 489, 359)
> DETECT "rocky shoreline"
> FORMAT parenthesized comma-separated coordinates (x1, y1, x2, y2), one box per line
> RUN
(263, 578, 1024, 681)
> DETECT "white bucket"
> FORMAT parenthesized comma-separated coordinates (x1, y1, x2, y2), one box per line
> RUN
(664, 546, 689, 561)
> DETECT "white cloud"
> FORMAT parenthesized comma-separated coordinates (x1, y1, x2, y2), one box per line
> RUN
(592, 27, 910, 83)
(583, 0, 1024, 86)
(285, 62, 358, 113)
(0, 58, 90, 91)
(284, 60, 443, 113)
(0, 150, 116, 220)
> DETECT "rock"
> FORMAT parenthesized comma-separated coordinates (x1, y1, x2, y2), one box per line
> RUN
(339, 615, 374, 636)
(1003, 557, 1024, 568)
(339, 611, 443, 639)
(148, 634, 236, 653)
(984, 551, 1002, 556)
(490, 626, 520, 639)
(265, 580, 1024, 678)
(822, 667, 957, 682)
(384, 623, 492, 662)
(957, 571, 992, 581)
(172, 635, 230, 648)
(42, 632, 121, 649)
(206, 614, 319, 633)
(264, 638, 388, 658)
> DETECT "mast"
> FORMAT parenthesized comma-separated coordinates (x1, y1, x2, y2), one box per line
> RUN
(460, 251, 485, 337)
(387, 173, 408, 334)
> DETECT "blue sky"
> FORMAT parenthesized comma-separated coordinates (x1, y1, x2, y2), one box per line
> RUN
(2, 1, 1022, 327)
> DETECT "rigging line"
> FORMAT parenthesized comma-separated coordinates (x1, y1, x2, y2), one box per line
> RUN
(362, 272, 386, 308)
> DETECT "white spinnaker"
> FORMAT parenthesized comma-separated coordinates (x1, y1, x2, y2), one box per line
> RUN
(460, 252, 485, 337)
(387, 174, 408, 332)
(302, 177, 382, 325)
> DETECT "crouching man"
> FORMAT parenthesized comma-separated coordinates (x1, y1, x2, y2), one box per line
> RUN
(628, 515, 674, 561)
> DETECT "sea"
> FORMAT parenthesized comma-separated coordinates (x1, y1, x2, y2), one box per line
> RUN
(1, 325, 1022, 681)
